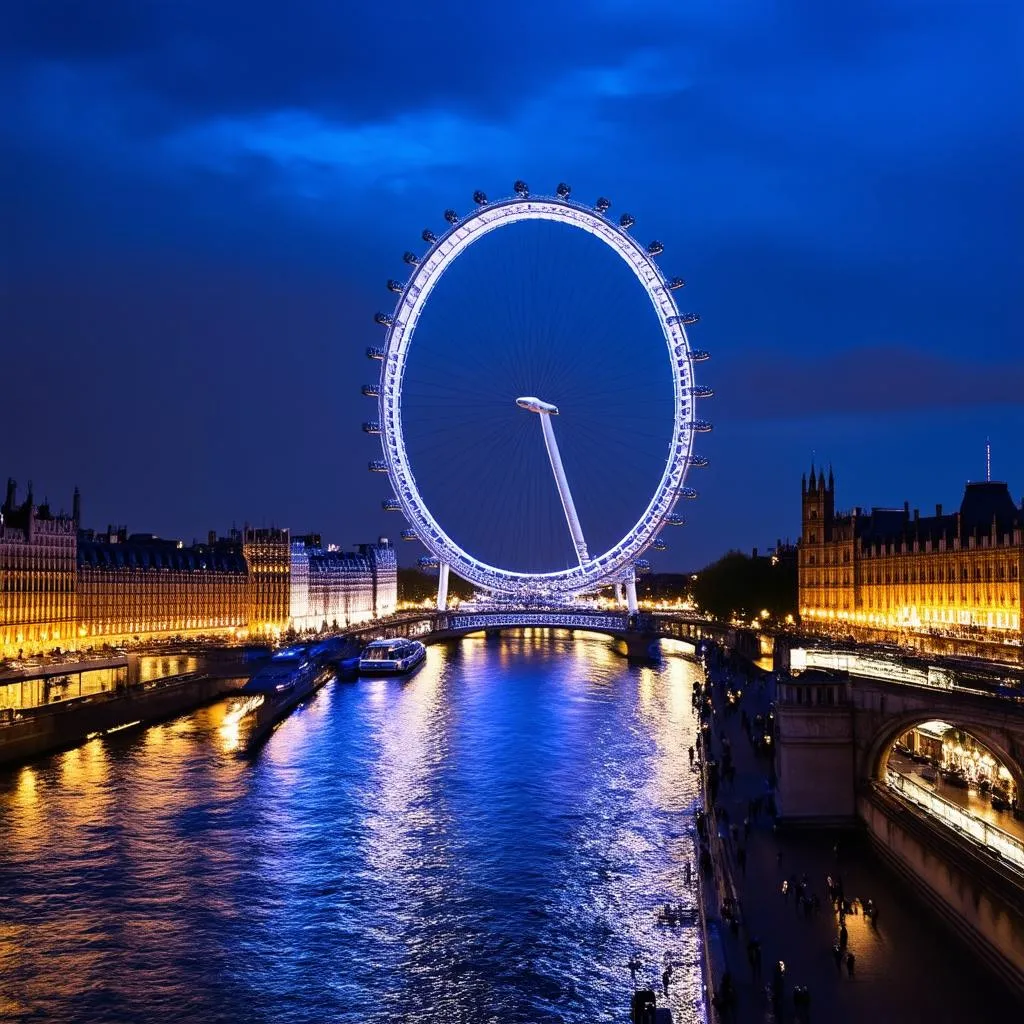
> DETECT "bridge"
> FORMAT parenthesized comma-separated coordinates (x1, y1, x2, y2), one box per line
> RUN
(774, 667, 1024, 993)
(346, 607, 758, 659)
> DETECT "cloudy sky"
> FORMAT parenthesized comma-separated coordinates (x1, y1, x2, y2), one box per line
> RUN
(3, 0, 1022, 571)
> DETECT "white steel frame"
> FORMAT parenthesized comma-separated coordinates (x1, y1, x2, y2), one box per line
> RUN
(376, 194, 699, 598)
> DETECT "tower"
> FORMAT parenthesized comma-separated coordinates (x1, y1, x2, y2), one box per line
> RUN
(800, 464, 835, 619)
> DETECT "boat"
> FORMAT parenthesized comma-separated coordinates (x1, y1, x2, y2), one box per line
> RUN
(358, 638, 426, 676)
(233, 647, 334, 748)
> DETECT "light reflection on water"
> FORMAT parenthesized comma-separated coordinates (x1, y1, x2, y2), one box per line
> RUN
(0, 631, 704, 1024)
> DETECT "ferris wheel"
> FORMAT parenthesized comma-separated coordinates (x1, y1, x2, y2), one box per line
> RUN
(363, 181, 712, 609)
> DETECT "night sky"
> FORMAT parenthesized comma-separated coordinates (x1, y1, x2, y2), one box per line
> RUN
(3, 1, 1023, 573)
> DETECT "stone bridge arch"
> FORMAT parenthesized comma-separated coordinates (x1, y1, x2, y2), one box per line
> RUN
(860, 706, 1024, 800)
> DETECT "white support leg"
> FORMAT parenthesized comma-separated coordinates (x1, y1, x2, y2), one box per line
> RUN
(625, 574, 638, 615)
(615, 583, 625, 607)
(436, 562, 450, 611)
(538, 413, 590, 565)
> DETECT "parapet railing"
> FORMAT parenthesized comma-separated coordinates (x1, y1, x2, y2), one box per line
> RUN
(886, 769, 1024, 874)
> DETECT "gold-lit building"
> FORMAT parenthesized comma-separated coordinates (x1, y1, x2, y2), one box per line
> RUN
(0, 477, 398, 659)
(242, 527, 291, 637)
(76, 528, 248, 645)
(799, 466, 1024, 664)
(0, 480, 78, 656)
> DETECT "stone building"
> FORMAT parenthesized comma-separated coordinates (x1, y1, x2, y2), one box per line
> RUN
(242, 527, 291, 637)
(798, 466, 1024, 663)
(77, 528, 248, 645)
(0, 480, 78, 657)
(0, 476, 398, 656)
(289, 536, 397, 632)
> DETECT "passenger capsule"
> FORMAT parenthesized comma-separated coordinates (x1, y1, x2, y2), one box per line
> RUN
(668, 312, 700, 326)
(402, 251, 419, 266)
(634, 558, 651, 572)
(691, 350, 710, 362)
(366, 346, 385, 360)
(647, 240, 664, 256)
(361, 383, 380, 397)
(692, 420, 713, 433)
(444, 209, 460, 225)
(422, 229, 437, 244)
(368, 459, 388, 473)
(665, 513, 686, 527)
(653, 537, 667, 552)
(418, 555, 440, 569)
(680, 487, 699, 499)
(619, 213, 635, 230)
(514, 179, 529, 197)
(690, 385, 714, 399)
(687, 454, 710, 468)
(382, 497, 402, 512)
(595, 197, 611, 213)
(667, 277, 686, 290)
(401, 528, 419, 541)
(386, 279, 403, 293)
(374, 312, 393, 327)
(473, 190, 488, 205)
(556, 182, 571, 199)
(362, 421, 381, 435)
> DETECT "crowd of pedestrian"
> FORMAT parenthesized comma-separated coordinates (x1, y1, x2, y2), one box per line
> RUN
(690, 642, 883, 1021)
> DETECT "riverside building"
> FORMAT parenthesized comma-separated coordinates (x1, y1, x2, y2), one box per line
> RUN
(76, 528, 248, 645)
(798, 466, 1024, 664)
(0, 481, 78, 655)
(289, 536, 397, 632)
(0, 478, 398, 658)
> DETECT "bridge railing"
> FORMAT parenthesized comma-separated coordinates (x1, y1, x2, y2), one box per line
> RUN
(886, 768, 1024, 874)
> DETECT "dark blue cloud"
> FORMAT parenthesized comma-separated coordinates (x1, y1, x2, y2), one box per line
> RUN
(2, 0, 1022, 570)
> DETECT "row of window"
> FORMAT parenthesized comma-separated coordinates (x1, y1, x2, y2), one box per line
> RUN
(803, 562, 1020, 584)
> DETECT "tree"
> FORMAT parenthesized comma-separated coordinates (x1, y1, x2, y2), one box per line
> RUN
(690, 550, 797, 622)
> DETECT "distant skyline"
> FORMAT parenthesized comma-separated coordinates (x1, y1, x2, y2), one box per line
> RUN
(3, 1, 1023, 571)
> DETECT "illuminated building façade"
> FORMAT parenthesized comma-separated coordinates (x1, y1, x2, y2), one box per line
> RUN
(798, 466, 1024, 664)
(289, 536, 399, 632)
(0, 481, 77, 652)
(0, 478, 397, 658)
(76, 527, 248, 645)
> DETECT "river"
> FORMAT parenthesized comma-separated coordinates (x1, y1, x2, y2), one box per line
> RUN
(0, 631, 706, 1023)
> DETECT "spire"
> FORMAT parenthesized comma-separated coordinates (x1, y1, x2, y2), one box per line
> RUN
(4, 478, 15, 513)
(801, 472, 807, 495)
(828, 464, 834, 490)
(808, 464, 817, 491)
(72, 486, 81, 525)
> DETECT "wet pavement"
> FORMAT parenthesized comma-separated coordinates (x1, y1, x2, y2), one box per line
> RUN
(697, 654, 1022, 1021)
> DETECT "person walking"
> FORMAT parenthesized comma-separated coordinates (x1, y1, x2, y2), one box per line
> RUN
(832, 944, 843, 972)
(662, 963, 673, 996)
(845, 951, 856, 978)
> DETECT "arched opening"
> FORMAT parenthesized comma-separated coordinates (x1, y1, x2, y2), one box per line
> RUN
(881, 720, 1024, 869)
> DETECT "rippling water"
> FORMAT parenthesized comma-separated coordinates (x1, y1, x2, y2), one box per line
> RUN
(0, 631, 705, 1023)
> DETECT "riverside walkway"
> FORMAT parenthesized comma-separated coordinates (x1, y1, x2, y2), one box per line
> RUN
(696, 652, 1021, 1022)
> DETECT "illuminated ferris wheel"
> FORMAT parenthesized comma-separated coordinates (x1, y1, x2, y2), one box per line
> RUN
(363, 181, 712, 608)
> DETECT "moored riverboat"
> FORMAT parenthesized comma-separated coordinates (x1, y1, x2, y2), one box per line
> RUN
(358, 638, 426, 676)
